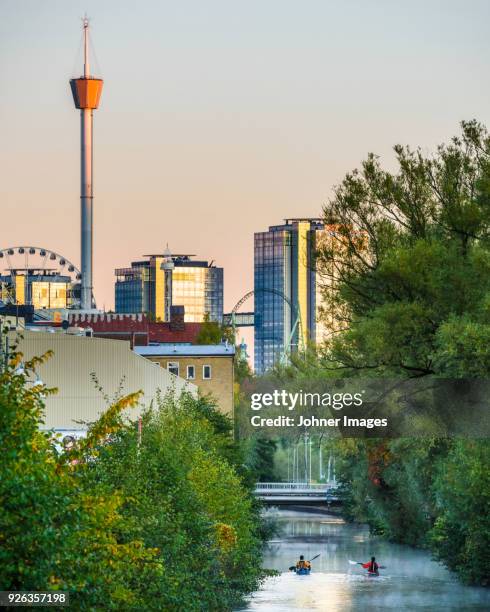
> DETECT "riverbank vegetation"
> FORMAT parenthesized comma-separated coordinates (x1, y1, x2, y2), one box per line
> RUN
(252, 122, 489, 586)
(0, 349, 265, 610)
(319, 121, 490, 586)
(334, 438, 489, 585)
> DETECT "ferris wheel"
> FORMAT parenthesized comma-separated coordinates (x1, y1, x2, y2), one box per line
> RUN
(0, 246, 83, 308)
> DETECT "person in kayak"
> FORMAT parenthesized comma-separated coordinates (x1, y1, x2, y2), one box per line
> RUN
(296, 555, 311, 571)
(362, 557, 379, 574)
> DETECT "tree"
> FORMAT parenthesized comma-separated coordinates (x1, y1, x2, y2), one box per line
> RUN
(0, 337, 265, 608)
(313, 122, 490, 586)
(242, 437, 278, 483)
(83, 391, 264, 609)
(318, 120, 490, 378)
(0, 344, 156, 608)
(431, 440, 490, 585)
(195, 313, 234, 345)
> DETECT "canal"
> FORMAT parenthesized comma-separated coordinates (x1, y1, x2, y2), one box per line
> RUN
(238, 509, 490, 611)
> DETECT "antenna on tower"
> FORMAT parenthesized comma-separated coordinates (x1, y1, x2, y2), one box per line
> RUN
(83, 14, 90, 78)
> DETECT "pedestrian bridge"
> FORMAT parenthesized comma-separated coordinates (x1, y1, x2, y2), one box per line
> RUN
(254, 482, 339, 504)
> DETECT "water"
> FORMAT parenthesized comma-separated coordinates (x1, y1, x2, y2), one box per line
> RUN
(239, 509, 490, 611)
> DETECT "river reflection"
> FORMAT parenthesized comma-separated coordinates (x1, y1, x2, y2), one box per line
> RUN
(238, 509, 490, 611)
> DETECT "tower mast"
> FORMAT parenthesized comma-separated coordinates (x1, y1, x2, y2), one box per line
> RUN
(83, 16, 90, 77)
(70, 17, 103, 310)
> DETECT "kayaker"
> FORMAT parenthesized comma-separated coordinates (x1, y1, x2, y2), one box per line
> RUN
(362, 557, 379, 574)
(296, 555, 311, 571)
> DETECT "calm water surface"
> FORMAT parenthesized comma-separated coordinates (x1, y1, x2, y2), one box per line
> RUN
(238, 509, 490, 611)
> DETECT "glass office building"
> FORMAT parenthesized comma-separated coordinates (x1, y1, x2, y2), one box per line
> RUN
(115, 254, 223, 323)
(0, 271, 77, 310)
(254, 218, 326, 374)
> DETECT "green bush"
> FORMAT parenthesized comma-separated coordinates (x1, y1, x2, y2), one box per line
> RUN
(332, 437, 490, 586)
(0, 348, 264, 609)
(313, 121, 490, 586)
(430, 440, 490, 585)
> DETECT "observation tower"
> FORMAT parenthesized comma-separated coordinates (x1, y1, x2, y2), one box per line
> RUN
(69, 17, 103, 310)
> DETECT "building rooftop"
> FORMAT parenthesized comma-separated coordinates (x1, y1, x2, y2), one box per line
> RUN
(283, 218, 324, 224)
(11, 331, 197, 430)
(143, 254, 196, 259)
(262, 219, 325, 233)
(134, 344, 235, 357)
(67, 313, 203, 346)
(115, 254, 221, 274)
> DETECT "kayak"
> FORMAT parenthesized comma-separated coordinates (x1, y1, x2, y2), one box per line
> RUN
(294, 567, 311, 575)
(367, 571, 379, 577)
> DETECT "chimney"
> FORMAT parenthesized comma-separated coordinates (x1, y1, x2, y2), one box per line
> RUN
(169, 305, 185, 331)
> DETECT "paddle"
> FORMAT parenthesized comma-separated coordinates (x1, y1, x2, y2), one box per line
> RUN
(348, 560, 386, 569)
(289, 554, 321, 571)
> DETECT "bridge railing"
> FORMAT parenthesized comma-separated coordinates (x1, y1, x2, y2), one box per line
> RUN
(255, 482, 336, 492)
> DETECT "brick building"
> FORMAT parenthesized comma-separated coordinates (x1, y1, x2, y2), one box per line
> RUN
(68, 306, 202, 348)
(134, 344, 235, 416)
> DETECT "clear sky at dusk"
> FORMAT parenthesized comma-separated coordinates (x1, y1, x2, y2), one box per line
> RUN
(1, 0, 489, 328)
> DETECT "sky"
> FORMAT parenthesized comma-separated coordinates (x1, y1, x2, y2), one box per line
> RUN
(1, 0, 489, 341)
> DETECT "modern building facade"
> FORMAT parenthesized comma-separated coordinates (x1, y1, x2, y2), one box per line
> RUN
(134, 344, 235, 416)
(115, 254, 223, 323)
(0, 270, 78, 310)
(254, 218, 328, 374)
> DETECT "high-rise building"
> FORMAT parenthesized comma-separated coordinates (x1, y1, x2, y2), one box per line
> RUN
(115, 254, 223, 323)
(254, 218, 329, 374)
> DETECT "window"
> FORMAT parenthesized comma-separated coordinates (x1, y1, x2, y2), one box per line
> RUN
(167, 362, 179, 376)
(203, 365, 212, 380)
(186, 365, 195, 380)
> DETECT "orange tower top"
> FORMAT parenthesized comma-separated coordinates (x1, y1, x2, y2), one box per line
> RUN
(70, 17, 103, 110)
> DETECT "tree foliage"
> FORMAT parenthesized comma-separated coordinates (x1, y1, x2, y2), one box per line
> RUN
(431, 440, 490, 585)
(195, 313, 234, 346)
(0, 343, 264, 609)
(319, 120, 490, 377)
(315, 122, 490, 586)
(333, 437, 490, 585)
